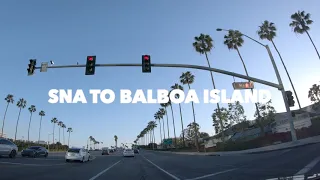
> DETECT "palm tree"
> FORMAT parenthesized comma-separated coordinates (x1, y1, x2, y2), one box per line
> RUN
(171, 83, 185, 147)
(51, 117, 58, 144)
(159, 108, 166, 139)
(57, 121, 63, 143)
(67, 127, 73, 147)
(61, 123, 66, 145)
(154, 112, 163, 144)
(114, 135, 118, 147)
(258, 20, 302, 109)
(38, 110, 45, 143)
(193, 34, 224, 146)
(223, 30, 264, 136)
(160, 103, 170, 138)
(180, 71, 199, 151)
(167, 92, 177, 147)
(27, 105, 36, 142)
(290, 10, 320, 60)
(14, 98, 27, 141)
(1, 94, 14, 137)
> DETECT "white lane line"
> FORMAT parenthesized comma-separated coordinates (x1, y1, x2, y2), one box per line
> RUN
(88, 160, 121, 180)
(0, 162, 66, 166)
(185, 168, 238, 180)
(142, 155, 181, 180)
(280, 149, 292, 155)
(295, 156, 320, 175)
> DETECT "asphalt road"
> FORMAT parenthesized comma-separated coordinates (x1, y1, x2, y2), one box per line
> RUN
(0, 143, 320, 180)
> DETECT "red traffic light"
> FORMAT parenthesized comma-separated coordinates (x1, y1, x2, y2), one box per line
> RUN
(143, 55, 150, 60)
(88, 56, 93, 61)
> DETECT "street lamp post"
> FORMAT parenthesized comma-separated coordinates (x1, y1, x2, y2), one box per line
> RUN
(216, 28, 297, 141)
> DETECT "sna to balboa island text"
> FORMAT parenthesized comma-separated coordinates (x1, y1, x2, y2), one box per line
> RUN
(48, 89, 272, 104)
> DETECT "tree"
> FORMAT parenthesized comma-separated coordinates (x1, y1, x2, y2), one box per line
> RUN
(51, 117, 58, 144)
(184, 122, 200, 146)
(212, 107, 230, 134)
(200, 132, 209, 139)
(193, 34, 224, 144)
(114, 135, 118, 147)
(1, 94, 14, 137)
(167, 92, 177, 147)
(160, 103, 170, 138)
(290, 10, 320, 60)
(67, 127, 73, 147)
(258, 20, 301, 109)
(61, 123, 66, 145)
(15, 98, 27, 141)
(180, 71, 199, 151)
(171, 83, 186, 147)
(159, 108, 166, 140)
(38, 110, 45, 143)
(154, 111, 163, 144)
(308, 83, 320, 106)
(228, 101, 247, 132)
(254, 100, 276, 136)
(27, 105, 36, 142)
(58, 121, 63, 143)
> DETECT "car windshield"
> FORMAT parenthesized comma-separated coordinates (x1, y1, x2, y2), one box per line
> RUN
(68, 149, 80, 153)
(28, 147, 40, 150)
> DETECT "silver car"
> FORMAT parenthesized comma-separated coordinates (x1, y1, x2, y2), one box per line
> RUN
(65, 148, 90, 162)
(0, 138, 18, 158)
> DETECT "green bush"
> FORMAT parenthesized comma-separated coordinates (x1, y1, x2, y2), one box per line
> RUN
(6, 138, 68, 151)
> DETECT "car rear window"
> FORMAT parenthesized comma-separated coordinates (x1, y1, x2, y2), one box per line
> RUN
(68, 149, 80, 153)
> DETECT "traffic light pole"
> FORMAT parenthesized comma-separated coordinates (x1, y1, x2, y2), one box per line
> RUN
(35, 63, 281, 89)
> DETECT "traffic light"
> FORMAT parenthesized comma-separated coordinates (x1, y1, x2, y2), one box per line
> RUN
(142, 55, 151, 73)
(285, 90, 295, 107)
(27, 59, 37, 76)
(85, 56, 96, 75)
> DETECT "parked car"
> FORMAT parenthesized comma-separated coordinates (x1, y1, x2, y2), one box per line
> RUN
(65, 148, 90, 163)
(0, 138, 18, 158)
(21, 146, 48, 158)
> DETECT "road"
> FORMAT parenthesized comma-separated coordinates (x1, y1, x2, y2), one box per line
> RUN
(0, 143, 320, 180)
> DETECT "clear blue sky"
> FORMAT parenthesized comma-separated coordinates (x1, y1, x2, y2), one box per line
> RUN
(1, 0, 319, 148)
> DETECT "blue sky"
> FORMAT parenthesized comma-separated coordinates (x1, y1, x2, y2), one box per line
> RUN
(0, 0, 319, 148)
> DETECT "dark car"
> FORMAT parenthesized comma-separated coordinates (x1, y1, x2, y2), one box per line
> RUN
(102, 149, 109, 155)
(134, 149, 139, 154)
(21, 146, 48, 158)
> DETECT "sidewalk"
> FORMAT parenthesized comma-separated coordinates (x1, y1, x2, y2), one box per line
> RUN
(157, 135, 320, 156)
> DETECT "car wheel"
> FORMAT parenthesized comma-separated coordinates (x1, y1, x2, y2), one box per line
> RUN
(81, 157, 85, 163)
(88, 156, 90, 161)
(9, 150, 16, 158)
(44, 153, 48, 158)
(65, 159, 69, 162)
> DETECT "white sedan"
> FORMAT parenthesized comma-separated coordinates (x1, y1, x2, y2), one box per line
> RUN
(123, 149, 135, 157)
(65, 148, 90, 162)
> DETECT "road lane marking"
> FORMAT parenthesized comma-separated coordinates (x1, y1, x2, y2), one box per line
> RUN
(142, 155, 181, 180)
(280, 149, 292, 155)
(88, 160, 121, 180)
(185, 168, 238, 180)
(295, 156, 320, 175)
(0, 162, 66, 166)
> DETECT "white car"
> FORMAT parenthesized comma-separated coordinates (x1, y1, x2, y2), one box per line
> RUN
(123, 149, 134, 157)
(65, 148, 90, 162)
(0, 138, 18, 158)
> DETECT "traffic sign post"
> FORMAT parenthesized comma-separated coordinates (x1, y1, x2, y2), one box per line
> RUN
(232, 81, 254, 89)
(40, 62, 48, 72)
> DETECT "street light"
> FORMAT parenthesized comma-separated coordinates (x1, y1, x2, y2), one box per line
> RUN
(216, 28, 297, 141)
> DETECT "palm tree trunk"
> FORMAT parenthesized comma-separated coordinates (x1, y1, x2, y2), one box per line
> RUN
(153, 129, 155, 149)
(162, 118, 166, 140)
(158, 120, 163, 144)
(178, 103, 185, 147)
(53, 124, 55, 144)
(165, 107, 170, 138)
(305, 30, 320, 60)
(38, 116, 43, 144)
(1, 102, 9, 137)
(28, 113, 33, 142)
(14, 108, 22, 141)
(270, 40, 302, 109)
(63, 129, 65, 145)
(204, 52, 225, 145)
(59, 127, 61, 143)
(68, 132, 70, 147)
(170, 104, 177, 147)
(187, 83, 199, 151)
(236, 48, 265, 136)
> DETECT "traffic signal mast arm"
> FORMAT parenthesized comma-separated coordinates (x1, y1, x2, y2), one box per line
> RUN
(34, 62, 281, 89)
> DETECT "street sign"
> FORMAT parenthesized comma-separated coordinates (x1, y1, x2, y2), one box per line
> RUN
(232, 81, 254, 89)
(40, 62, 48, 72)
(163, 139, 172, 145)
